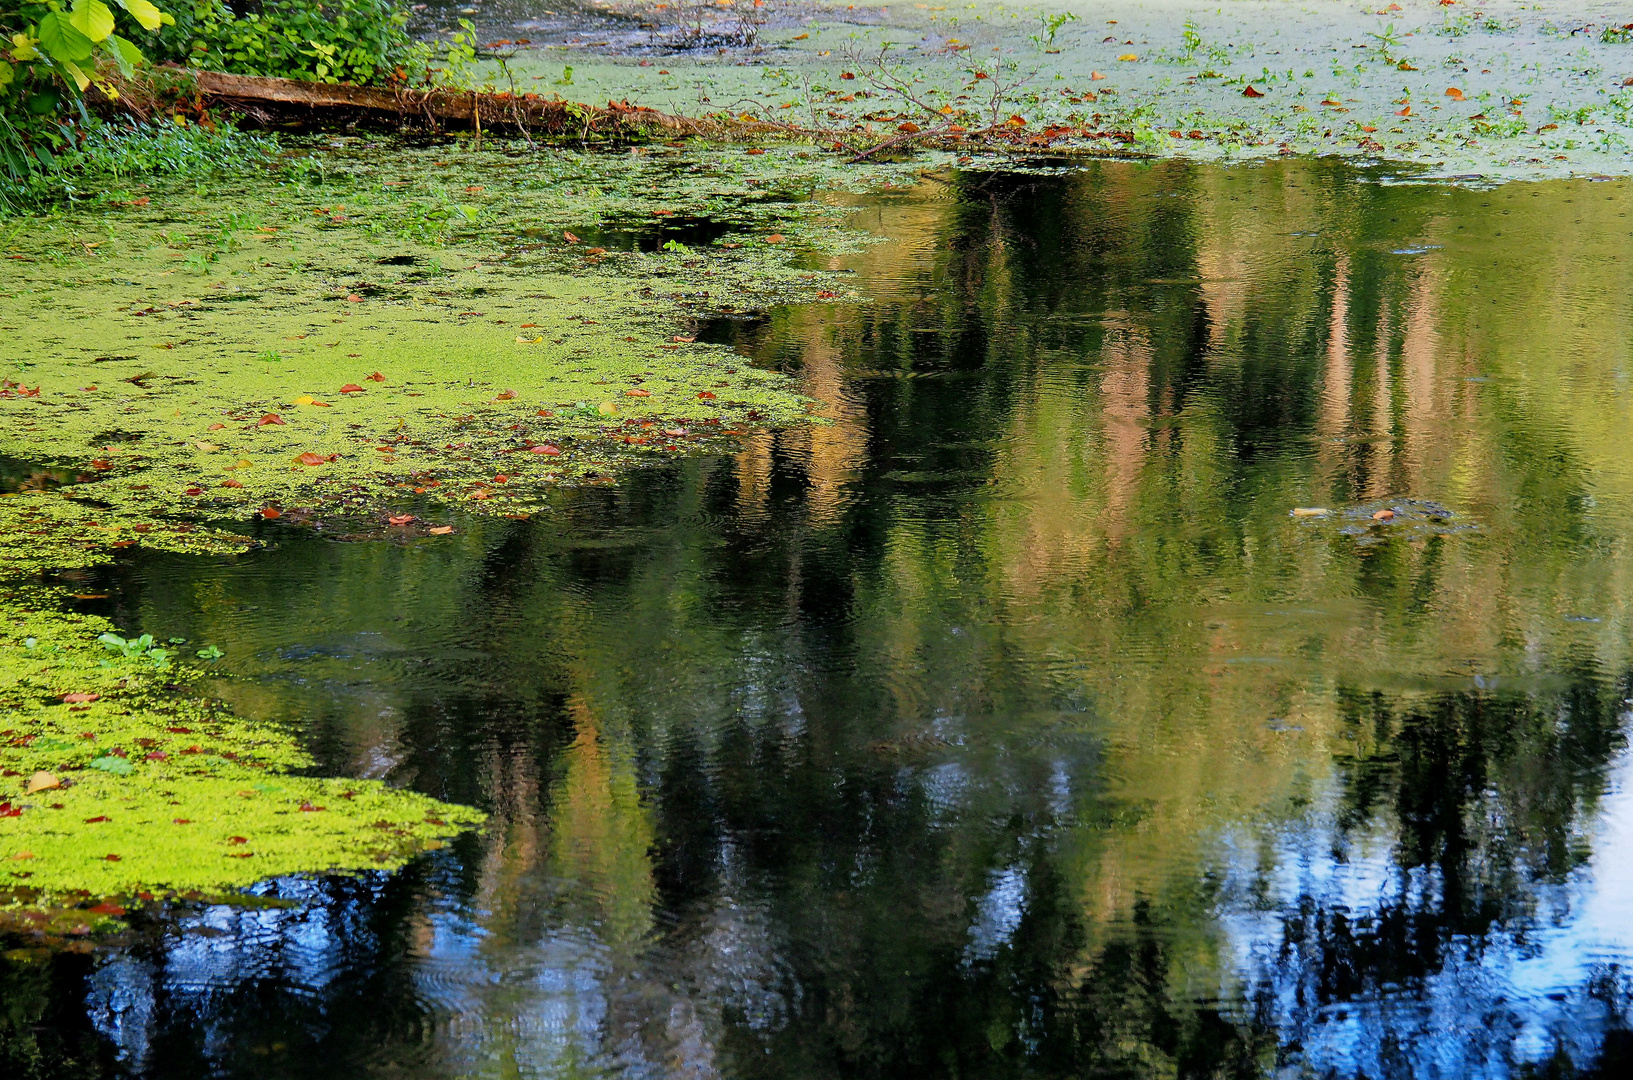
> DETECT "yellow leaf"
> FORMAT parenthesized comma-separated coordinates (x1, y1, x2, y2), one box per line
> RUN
(61, 59, 90, 91)
(120, 0, 166, 31)
(194, 441, 218, 452)
(10, 34, 39, 62)
(1117, 53, 1138, 61)
(294, 394, 316, 405)
(597, 401, 618, 415)
(515, 335, 543, 344)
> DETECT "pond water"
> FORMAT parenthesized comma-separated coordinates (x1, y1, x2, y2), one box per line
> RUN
(9, 158, 1633, 1078)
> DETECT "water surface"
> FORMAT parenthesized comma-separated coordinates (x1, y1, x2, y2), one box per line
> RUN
(9, 158, 1633, 1079)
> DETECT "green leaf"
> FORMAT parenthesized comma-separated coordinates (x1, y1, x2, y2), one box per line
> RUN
(89, 755, 135, 775)
(116, 0, 166, 32)
(109, 33, 143, 75)
(0, 60, 12, 87)
(37, 13, 96, 64)
(68, 0, 117, 45)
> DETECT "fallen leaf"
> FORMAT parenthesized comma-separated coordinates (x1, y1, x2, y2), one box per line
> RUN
(61, 693, 99, 704)
(671, 335, 696, 343)
(10, 851, 33, 860)
(746, 147, 767, 155)
(208, 423, 226, 431)
(185, 486, 205, 496)
(516, 335, 544, 344)
(261, 507, 282, 519)
(258, 413, 285, 426)
(531, 445, 562, 455)
(428, 525, 454, 535)
(89, 903, 126, 916)
(1373, 509, 1396, 521)
(1445, 86, 1464, 100)
(564, 230, 581, 243)
(1396, 105, 1412, 116)
(496, 389, 518, 400)
(295, 452, 328, 466)
(340, 383, 364, 393)
(766, 234, 785, 244)
(1090, 71, 1105, 80)
(388, 514, 415, 525)
(1117, 53, 1137, 61)
(1242, 85, 1264, 98)
(220, 479, 244, 488)
(367, 372, 385, 382)
(195, 441, 218, 453)
(585, 246, 607, 255)
(1290, 508, 1330, 517)
(346, 294, 364, 303)
(697, 391, 716, 400)
(25, 772, 59, 794)
(897, 121, 921, 133)
(625, 388, 652, 397)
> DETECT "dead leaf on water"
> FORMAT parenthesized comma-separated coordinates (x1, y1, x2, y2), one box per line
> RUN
(428, 525, 454, 535)
(25, 772, 60, 794)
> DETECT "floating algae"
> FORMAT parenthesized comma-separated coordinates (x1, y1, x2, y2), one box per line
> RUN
(0, 140, 894, 522)
(0, 494, 483, 922)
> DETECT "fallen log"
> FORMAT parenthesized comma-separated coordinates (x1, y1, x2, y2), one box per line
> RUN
(134, 68, 800, 139)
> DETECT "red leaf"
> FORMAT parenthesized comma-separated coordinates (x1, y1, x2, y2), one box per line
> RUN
(697, 391, 716, 400)
(1242, 85, 1264, 98)
(295, 452, 328, 466)
(367, 372, 385, 382)
(89, 903, 126, 915)
(531, 445, 562, 455)
(340, 383, 364, 393)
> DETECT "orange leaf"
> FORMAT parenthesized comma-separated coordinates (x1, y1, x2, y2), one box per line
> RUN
(258, 413, 285, 426)
(1445, 86, 1464, 100)
(625, 388, 651, 397)
(1396, 105, 1412, 116)
(746, 148, 767, 155)
(262, 507, 281, 519)
(208, 423, 226, 430)
(531, 444, 562, 455)
(346, 294, 364, 303)
(295, 452, 327, 466)
(340, 383, 364, 393)
(61, 693, 99, 704)
(428, 525, 454, 535)
(388, 514, 415, 525)
(220, 479, 244, 488)
(1242, 85, 1264, 98)
(367, 372, 385, 382)
(697, 391, 716, 400)
(767, 234, 785, 244)
(564, 231, 581, 243)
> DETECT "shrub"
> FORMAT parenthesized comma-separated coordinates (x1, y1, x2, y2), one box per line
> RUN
(168, 0, 429, 85)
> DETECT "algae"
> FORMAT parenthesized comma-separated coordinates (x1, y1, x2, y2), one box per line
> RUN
(0, 139, 899, 521)
(0, 492, 483, 924)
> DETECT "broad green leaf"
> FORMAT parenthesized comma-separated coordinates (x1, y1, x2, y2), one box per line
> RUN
(109, 33, 143, 75)
(117, 0, 166, 31)
(68, 0, 117, 45)
(37, 13, 96, 64)
(0, 60, 12, 87)
(89, 755, 135, 775)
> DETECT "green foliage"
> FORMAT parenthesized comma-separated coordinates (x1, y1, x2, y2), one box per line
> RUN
(171, 0, 427, 84)
(1605, 23, 1633, 45)
(0, 0, 174, 185)
(0, 118, 275, 208)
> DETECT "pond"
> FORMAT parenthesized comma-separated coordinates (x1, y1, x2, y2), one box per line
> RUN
(7, 157, 1633, 1078)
